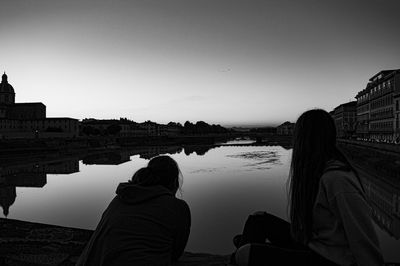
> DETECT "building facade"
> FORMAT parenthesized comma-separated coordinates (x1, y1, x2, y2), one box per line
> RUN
(276, 121, 294, 135)
(368, 70, 396, 141)
(362, 176, 400, 239)
(394, 71, 400, 142)
(355, 86, 371, 139)
(352, 69, 400, 142)
(0, 73, 78, 139)
(332, 101, 357, 138)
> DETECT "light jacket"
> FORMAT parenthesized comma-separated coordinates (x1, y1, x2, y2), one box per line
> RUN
(309, 160, 384, 266)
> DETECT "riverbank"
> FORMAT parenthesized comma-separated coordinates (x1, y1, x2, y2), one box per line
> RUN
(0, 218, 230, 266)
(338, 139, 400, 155)
(338, 139, 400, 183)
(0, 134, 293, 154)
(1, 218, 399, 266)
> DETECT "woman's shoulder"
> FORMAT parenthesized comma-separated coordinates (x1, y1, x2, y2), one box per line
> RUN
(158, 195, 191, 217)
(167, 197, 191, 228)
(173, 197, 191, 217)
(320, 160, 363, 196)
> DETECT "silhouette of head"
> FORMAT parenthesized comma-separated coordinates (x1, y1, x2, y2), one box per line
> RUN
(292, 109, 336, 158)
(288, 109, 338, 243)
(131, 155, 181, 193)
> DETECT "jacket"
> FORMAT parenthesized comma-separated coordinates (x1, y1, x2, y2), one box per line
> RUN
(308, 160, 384, 266)
(76, 183, 191, 266)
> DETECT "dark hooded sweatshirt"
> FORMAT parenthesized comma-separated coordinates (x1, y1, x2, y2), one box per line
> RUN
(76, 183, 191, 266)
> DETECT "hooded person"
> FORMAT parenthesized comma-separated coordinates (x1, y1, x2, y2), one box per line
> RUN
(76, 155, 191, 266)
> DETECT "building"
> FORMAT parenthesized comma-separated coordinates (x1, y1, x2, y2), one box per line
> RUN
(333, 101, 357, 138)
(393, 71, 400, 142)
(353, 69, 400, 142)
(80, 119, 151, 137)
(0, 73, 79, 139)
(80, 119, 128, 136)
(367, 70, 400, 142)
(355, 86, 371, 139)
(276, 121, 294, 135)
(140, 121, 161, 136)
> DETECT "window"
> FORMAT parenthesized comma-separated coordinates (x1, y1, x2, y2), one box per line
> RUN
(397, 114, 400, 129)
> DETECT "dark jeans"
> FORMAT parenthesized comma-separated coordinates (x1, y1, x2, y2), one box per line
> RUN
(234, 212, 339, 266)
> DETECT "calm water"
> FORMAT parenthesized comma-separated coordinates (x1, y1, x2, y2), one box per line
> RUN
(1, 141, 399, 261)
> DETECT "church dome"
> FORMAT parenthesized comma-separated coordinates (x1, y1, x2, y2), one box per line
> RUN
(0, 72, 15, 94)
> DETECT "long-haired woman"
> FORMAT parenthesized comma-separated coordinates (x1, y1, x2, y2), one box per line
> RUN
(232, 109, 383, 266)
(77, 155, 191, 266)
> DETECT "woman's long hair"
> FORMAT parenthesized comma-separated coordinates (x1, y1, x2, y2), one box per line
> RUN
(130, 155, 182, 193)
(287, 109, 360, 244)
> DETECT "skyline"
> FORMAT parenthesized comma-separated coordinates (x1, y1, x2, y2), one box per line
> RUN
(1, 0, 400, 127)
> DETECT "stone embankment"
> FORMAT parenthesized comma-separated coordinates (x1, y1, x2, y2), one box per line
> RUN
(0, 218, 229, 266)
(338, 139, 400, 155)
(1, 218, 399, 265)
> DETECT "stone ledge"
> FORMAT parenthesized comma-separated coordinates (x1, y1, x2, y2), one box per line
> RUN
(0, 218, 229, 266)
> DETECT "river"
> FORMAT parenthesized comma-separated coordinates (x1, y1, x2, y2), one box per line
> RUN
(0, 140, 398, 262)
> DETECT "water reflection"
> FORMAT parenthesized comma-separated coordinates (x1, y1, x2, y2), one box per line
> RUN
(0, 142, 399, 261)
(339, 144, 400, 241)
(227, 150, 282, 170)
(0, 142, 285, 218)
(362, 175, 400, 239)
(83, 151, 131, 165)
(0, 158, 79, 216)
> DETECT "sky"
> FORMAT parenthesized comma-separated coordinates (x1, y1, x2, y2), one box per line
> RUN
(1, 0, 400, 127)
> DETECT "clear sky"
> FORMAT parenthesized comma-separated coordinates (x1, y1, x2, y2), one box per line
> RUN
(1, 0, 399, 127)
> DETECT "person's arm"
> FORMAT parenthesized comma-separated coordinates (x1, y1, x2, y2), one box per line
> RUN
(171, 201, 191, 262)
(334, 192, 384, 266)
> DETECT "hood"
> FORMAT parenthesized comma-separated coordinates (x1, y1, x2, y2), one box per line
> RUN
(324, 159, 350, 173)
(116, 182, 173, 204)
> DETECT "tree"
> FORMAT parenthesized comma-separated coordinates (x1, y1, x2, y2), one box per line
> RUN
(106, 124, 122, 135)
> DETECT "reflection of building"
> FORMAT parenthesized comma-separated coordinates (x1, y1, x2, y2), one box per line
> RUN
(0, 186, 16, 216)
(276, 121, 294, 136)
(131, 146, 183, 159)
(183, 145, 213, 156)
(332, 101, 357, 138)
(36, 160, 80, 175)
(83, 151, 131, 165)
(362, 176, 400, 239)
(0, 159, 79, 178)
(1, 173, 47, 187)
(0, 73, 79, 139)
(0, 157, 80, 216)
